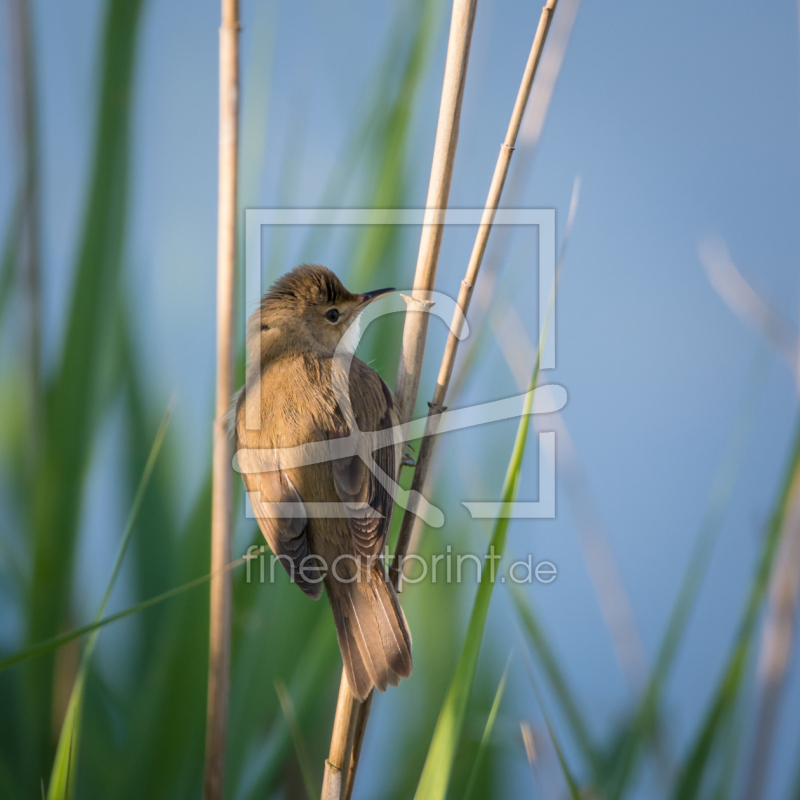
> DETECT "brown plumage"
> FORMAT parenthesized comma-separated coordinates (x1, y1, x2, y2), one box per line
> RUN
(233, 264, 412, 700)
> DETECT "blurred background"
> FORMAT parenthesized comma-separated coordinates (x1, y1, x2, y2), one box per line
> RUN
(1, 0, 800, 797)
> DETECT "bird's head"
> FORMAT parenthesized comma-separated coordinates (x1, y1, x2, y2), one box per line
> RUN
(249, 264, 394, 360)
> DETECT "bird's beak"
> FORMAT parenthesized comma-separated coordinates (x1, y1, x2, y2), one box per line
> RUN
(358, 287, 394, 306)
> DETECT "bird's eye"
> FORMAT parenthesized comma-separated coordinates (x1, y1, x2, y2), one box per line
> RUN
(325, 308, 340, 323)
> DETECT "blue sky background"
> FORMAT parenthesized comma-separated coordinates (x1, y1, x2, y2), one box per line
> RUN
(2, 0, 800, 796)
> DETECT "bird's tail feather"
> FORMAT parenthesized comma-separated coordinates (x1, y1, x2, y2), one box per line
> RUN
(327, 565, 412, 701)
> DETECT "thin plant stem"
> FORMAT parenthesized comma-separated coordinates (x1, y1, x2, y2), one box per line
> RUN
(0, 552, 254, 676)
(674, 416, 800, 798)
(322, 674, 360, 800)
(743, 463, 800, 798)
(449, 0, 580, 401)
(275, 680, 319, 800)
(204, 0, 240, 798)
(391, 0, 558, 589)
(462, 654, 512, 800)
(46, 398, 174, 800)
(343, 3, 559, 798)
(413, 300, 550, 800)
(323, 2, 479, 798)
(393, 0, 480, 424)
(518, 638, 581, 799)
(489, 185, 650, 694)
(343, 692, 373, 800)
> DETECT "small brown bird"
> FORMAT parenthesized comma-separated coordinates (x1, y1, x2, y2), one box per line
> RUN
(233, 264, 412, 700)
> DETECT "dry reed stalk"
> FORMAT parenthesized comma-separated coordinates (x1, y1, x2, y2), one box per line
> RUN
(321, 674, 360, 799)
(342, 690, 372, 800)
(323, 3, 479, 799)
(203, 1, 239, 798)
(341, 4, 559, 798)
(520, 721, 545, 797)
(700, 239, 799, 379)
(448, 0, 580, 400)
(393, 0, 479, 424)
(390, 0, 559, 589)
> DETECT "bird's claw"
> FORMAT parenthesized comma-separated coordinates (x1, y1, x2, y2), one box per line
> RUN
(402, 450, 417, 467)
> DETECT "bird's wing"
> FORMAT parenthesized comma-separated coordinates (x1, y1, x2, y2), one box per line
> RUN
(239, 444, 323, 600)
(330, 362, 397, 559)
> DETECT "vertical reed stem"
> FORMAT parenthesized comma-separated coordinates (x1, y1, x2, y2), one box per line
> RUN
(348, 7, 558, 795)
(323, 3, 479, 799)
(393, 0, 479, 424)
(322, 674, 360, 799)
(204, 1, 239, 798)
(391, 0, 558, 590)
(345, 3, 560, 795)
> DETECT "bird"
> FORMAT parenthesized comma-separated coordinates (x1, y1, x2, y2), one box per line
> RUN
(232, 264, 412, 700)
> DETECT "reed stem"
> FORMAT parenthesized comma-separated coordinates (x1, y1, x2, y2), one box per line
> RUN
(340, 3, 560, 798)
(391, 0, 558, 589)
(321, 674, 360, 800)
(393, 0, 479, 425)
(322, 2, 479, 798)
(204, 1, 239, 797)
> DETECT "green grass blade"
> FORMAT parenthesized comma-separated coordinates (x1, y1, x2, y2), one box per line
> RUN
(413, 345, 544, 800)
(98, 396, 175, 620)
(791, 748, 800, 800)
(45, 399, 174, 800)
(275, 680, 319, 800)
(413, 241, 561, 800)
(24, 0, 146, 781)
(654, 350, 768, 689)
(107, 478, 211, 800)
(463, 654, 512, 800)
(604, 349, 770, 798)
(0, 187, 23, 334)
(674, 412, 800, 799)
(550, 733, 582, 800)
(707, 691, 746, 800)
(45, 678, 82, 800)
(301, 0, 442, 256)
(1, 555, 248, 675)
(511, 585, 600, 774)
(521, 651, 581, 800)
(115, 300, 182, 644)
(233, 616, 339, 800)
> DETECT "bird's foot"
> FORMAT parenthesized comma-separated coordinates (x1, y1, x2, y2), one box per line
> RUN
(402, 448, 417, 467)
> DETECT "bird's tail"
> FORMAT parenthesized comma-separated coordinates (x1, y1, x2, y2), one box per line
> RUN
(326, 562, 412, 701)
